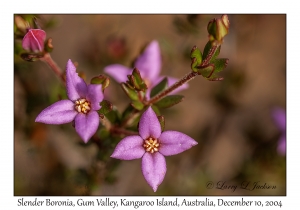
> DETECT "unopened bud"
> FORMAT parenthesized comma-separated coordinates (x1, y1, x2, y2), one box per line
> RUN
(91, 75, 110, 91)
(22, 29, 46, 52)
(207, 15, 229, 42)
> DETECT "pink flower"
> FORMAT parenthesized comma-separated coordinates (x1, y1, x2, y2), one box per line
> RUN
(35, 59, 103, 143)
(22, 29, 46, 52)
(111, 107, 198, 192)
(272, 107, 286, 156)
(104, 40, 188, 98)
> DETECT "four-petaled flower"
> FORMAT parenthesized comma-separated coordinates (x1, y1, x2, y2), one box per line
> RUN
(272, 107, 286, 156)
(35, 59, 103, 143)
(22, 29, 46, 53)
(111, 106, 198, 192)
(104, 40, 188, 98)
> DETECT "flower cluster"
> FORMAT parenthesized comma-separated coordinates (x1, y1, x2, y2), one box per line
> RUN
(19, 15, 231, 193)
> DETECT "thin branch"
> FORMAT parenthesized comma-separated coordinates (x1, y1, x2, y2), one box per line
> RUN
(40, 53, 65, 83)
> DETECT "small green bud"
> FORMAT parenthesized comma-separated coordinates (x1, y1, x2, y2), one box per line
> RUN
(207, 15, 230, 42)
(91, 75, 110, 91)
(129, 68, 148, 91)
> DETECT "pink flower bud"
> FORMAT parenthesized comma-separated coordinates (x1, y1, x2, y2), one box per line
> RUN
(22, 29, 46, 52)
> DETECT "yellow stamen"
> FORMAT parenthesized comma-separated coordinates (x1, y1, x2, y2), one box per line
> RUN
(143, 137, 160, 153)
(74, 98, 91, 114)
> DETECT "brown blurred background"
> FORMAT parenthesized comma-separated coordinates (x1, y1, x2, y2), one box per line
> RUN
(14, 14, 286, 195)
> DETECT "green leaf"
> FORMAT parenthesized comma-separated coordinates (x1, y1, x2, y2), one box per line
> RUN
(199, 63, 225, 81)
(198, 64, 215, 79)
(157, 115, 165, 131)
(154, 95, 184, 109)
(121, 83, 139, 101)
(202, 41, 212, 59)
(202, 41, 220, 63)
(98, 100, 113, 115)
(151, 105, 161, 116)
(211, 58, 229, 73)
(131, 100, 144, 111)
(150, 77, 168, 98)
(190, 46, 202, 72)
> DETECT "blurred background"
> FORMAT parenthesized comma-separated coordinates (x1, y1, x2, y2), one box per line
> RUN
(14, 14, 286, 195)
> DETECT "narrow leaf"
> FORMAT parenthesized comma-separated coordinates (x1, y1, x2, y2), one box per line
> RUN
(198, 64, 215, 79)
(121, 83, 139, 101)
(131, 101, 144, 111)
(190, 46, 202, 72)
(157, 115, 165, 131)
(211, 58, 229, 73)
(150, 77, 168, 98)
(151, 105, 161, 116)
(132, 68, 148, 91)
(202, 41, 220, 63)
(154, 95, 184, 109)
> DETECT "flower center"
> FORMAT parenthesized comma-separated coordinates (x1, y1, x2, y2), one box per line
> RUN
(74, 98, 91, 114)
(143, 137, 160, 153)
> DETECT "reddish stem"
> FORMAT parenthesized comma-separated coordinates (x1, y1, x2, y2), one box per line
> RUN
(40, 53, 65, 83)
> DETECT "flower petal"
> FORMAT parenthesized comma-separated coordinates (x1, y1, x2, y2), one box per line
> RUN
(74, 111, 99, 143)
(135, 40, 161, 82)
(35, 100, 77, 124)
(66, 59, 88, 101)
(277, 135, 286, 156)
(86, 84, 103, 111)
(111, 135, 145, 160)
(139, 107, 161, 139)
(22, 29, 46, 52)
(141, 152, 166, 192)
(104, 64, 132, 83)
(272, 107, 286, 131)
(158, 131, 198, 156)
